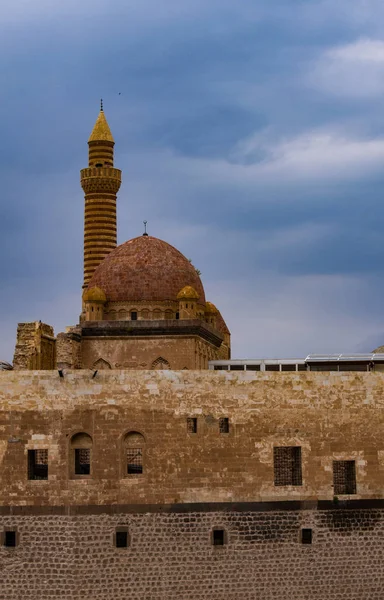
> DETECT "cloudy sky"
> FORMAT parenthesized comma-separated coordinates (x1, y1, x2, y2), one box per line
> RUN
(1, 0, 384, 362)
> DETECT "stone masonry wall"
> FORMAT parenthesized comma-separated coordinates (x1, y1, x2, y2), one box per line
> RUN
(80, 335, 220, 370)
(0, 370, 384, 505)
(13, 322, 55, 370)
(0, 506, 383, 599)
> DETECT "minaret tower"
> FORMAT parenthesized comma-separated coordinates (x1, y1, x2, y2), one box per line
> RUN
(80, 102, 122, 289)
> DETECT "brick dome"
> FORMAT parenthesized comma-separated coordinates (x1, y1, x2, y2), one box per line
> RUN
(88, 235, 206, 304)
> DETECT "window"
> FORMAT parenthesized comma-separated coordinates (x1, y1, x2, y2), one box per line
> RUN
(28, 449, 48, 480)
(245, 365, 260, 371)
(131, 311, 137, 321)
(281, 364, 296, 372)
(333, 460, 356, 495)
(70, 433, 92, 478)
(176, 312, 179, 320)
(219, 417, 229, 434)
(229, 365, 245, 371)
(266, 364, 280, 371)
(4, 531, 17, 548)
(187, 417, 197, 434)
(124, 432, 145, 476)
(212, 529, 226, 546)
(75, 449, 91, 475)
(274, 446, 302, 486)
(301, 528, 312, 545)
(115, 529, 129, 548)
(95, 163, 103, 167)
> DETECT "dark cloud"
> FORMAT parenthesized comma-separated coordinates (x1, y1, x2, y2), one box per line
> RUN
(1, 0, 384, 362)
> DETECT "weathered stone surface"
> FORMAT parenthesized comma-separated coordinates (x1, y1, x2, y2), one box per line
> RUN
(0, 370, 383, 506)
(0, 508, 384, 599)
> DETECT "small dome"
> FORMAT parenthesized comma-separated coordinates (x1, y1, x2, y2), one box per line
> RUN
(88, 236, 205, 305)
(82, 286, 107, 303)
(177, 286, 200, 300)
(205, 301, 219, 315)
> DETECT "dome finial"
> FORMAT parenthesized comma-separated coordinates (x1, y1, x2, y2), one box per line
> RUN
(88, 105, 114, 143)
(143, 220, 148, 236)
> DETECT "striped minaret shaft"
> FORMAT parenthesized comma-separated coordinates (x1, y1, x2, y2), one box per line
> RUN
(80, 105, 122, 288)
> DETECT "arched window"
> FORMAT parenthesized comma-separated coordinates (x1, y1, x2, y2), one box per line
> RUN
(109, 310, 117, 321)
(164, 309, 173, 320)
(141, 309, 149, 320)
(152, 308, 162, 320)
(118, 309, 127, 320)
(124, 432, 145, 475)
(70, 433, 92, 478)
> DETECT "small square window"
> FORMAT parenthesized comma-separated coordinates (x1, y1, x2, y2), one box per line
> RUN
(28, 449, 48, 480)
(187, 417, 197, 434)
(4, 531, 16, 547)
(212, 529, 225, 546)
(301, 528, 312, 544)
(115, 531, 128, 548)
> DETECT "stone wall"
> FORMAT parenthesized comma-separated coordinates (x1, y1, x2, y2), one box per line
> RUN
(0, 505, 383, 599)
(13, 322, 55, 370)
(0, 370, 384, 505)
(80, 332, 223, 369)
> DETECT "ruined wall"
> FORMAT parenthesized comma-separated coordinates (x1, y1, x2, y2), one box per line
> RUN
(0, 370, 384, 505)
(0, 505, 383, 600)
(13, 322, 55, 370)
(56, 328, 82, 369)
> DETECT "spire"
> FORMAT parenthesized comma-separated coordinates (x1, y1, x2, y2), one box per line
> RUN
(88, 105, 114, 143)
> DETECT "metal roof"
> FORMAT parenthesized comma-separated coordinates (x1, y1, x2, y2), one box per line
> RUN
(305, 354, 384, 362)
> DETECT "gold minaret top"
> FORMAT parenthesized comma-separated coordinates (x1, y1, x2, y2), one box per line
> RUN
(80, 103, 122, 290)
(88, 107, 115, 143)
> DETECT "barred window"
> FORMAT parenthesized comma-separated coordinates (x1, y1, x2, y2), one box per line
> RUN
(187, 417, 197, 434)
(28, 449, 48, 480)
(75, 449, 91, 475)
(333, 460, 356, 495)
(70, 432, 92, 478)
(219, 417, 229, 434)
(274, 446, 302, 486)
(125, 432, 145, 476)
(127, 448, 143, 474)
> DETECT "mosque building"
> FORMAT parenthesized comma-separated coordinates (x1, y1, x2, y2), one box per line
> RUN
(12, 106, 230, 372)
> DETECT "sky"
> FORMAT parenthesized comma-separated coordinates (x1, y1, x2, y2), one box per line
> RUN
(1, 0, 384, 362)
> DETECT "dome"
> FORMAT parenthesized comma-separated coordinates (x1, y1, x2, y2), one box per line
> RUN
(205, 301, 219, 315)
(88, 236, 206, 304)
(177, 286, 200, 300)
(82, 286, 107, 303)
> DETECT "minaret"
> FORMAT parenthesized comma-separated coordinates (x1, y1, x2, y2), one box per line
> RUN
(80, 102, 122, 289)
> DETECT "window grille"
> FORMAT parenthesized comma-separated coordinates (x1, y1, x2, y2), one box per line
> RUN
(333, 460, 356, 495)
(127, 448, 143, 474)
(75, 448, 91, 475)
(219, 417, 229, 434)
(274, 446, 302, 486)
(187, 417, 197, 434)
(28, 449, 48, 480)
